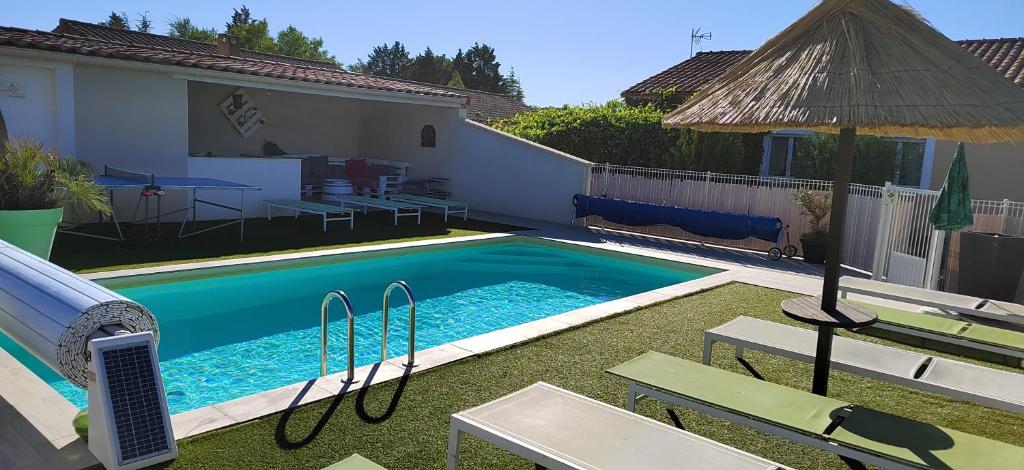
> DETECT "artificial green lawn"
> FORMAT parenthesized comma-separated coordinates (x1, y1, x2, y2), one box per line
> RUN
(162, 283, 1024, 470)
(51, 213, 525, 273)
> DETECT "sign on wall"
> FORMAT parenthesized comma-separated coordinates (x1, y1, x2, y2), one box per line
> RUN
(0, 65, 57, 148)
(219, 88, 265, 138)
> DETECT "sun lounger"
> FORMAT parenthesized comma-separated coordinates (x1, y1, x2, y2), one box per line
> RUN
(335, 195, 421, 226)
(387, 194, 468, 222)
(322, 454, 386, 470)
(856, 302, 1024, 364)
(702, 316, 1024, 413)
(839, 276, 1024, 326)
(607, 351, 1024, 470)
(265, 199, 355, 231)
(447, 382, 790, 470)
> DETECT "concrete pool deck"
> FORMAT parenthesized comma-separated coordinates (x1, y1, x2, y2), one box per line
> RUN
(0, 213, 917, 470)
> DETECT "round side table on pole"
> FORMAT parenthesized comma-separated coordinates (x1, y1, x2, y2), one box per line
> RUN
(781, 296, 878, 396)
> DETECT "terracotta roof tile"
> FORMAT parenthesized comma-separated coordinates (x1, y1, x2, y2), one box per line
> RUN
(624, 38, 1024, 100)
(53, 19, 341, 70)
(1, 20, 532, 120)
(958, 37, 1024, 88)
(622, 50, 749, 100)
(0, 25, 464, 100)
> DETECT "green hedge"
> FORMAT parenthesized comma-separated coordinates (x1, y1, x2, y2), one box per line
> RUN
(492, 100, 761, 172)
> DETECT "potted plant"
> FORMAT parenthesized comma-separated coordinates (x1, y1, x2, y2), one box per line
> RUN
(0, 138, 110, 259)
(793, 187, 831, 264)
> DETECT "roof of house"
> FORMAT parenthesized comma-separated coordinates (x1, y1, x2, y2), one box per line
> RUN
(445, 87, 531, 122)
(624, 37, 1024, 100)
(1, 20, 531, 121)
(622, 50, 749, 100)
(53, 19, 342, 70)
(0, 24, 462, 100)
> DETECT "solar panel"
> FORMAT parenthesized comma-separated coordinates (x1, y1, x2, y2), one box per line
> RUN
(88, 332, 177, 469)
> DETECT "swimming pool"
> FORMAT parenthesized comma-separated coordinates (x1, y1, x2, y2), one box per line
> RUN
(0, 237, 717, 414)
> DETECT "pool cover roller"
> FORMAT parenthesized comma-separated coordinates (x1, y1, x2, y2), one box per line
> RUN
(572, 194, 783, 243)
(0, 239, 157, 388)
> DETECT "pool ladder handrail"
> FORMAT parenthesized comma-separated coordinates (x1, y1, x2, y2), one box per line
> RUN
(381, 280, 416, 367)
(320, 290, 358, 383)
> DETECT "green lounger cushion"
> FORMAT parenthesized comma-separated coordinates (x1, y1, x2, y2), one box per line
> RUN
(830, 407, 1024, 469)
(863, 302, 967, 336)
(959, 324, 1024, 351)
(322, 453, 387, 470)
(606, 351, 847, 435)
(861, 302, 1024, 352)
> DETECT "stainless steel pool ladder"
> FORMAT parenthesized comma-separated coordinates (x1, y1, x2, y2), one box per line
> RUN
(320, 290, 358, 383)
(381, 280, 416, 367)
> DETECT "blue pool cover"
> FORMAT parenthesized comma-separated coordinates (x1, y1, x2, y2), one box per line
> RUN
(573, 194, 783, 243)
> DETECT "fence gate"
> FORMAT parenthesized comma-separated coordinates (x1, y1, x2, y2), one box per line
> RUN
(871, 184, 944, 288)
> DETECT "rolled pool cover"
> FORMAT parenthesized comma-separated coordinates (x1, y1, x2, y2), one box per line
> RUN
(0, 239, 158, 388)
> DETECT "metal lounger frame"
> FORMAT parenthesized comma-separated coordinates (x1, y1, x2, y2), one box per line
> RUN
(702, 318, 1024, 414)
(448, 382, 788, 470)
(388, 195, 468, 222)
(265, 201, 354, 231)
(839, 278, 1024, 327)
(340, 198, 421, 226)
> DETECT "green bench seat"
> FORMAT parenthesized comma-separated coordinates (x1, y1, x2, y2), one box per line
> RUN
(607, 351, 1024, 469)
(861, 302, 1024, 363)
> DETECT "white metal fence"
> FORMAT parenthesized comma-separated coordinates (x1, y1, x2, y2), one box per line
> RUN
(584, 164, 1023, 290)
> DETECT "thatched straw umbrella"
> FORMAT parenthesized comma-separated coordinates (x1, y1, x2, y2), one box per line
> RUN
(664, 0, 1024, 395)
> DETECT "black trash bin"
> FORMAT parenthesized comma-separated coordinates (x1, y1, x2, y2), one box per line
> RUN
(957, 232, 1024, 301)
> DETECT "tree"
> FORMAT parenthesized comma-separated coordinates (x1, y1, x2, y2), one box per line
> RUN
(276, 26, 336, 63)
(136, 12, 152, 33)
(357, 42, 412, 78)
(167, 18, 218, 43)
(226, 5, 253, 29)
(453, 44, 505, 93)
(405, 47, 452, 85)
(501, 67, 524, 100)
(99, 11, 130, 29)
(447, 70, 466, 89)
(227, 18, 275, 52)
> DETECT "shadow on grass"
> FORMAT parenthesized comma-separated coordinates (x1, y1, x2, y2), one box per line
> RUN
(274, 362, 413, 450)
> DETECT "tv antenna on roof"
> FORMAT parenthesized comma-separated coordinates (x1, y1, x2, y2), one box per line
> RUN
(690, 27, 712, 58)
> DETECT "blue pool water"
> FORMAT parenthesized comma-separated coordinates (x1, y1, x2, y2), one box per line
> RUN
(0, 238, 715, 413)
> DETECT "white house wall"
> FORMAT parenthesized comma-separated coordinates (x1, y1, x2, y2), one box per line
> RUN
(73, 64, 189, 220)
(187, 82, 361, 156)
(356, 100, 457, 179)
(0, 58, 75, 156)
(451, 121, 592, 224)
(931, 140, 1024, 202)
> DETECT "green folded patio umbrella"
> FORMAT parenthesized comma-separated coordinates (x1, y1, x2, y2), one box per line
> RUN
(930, 143, 974, 231)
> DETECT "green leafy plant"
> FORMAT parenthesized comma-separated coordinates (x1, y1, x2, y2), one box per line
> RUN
(0, 138, 111, 214)
(492, 100, 760, 173)
(793, 187, 831, 239)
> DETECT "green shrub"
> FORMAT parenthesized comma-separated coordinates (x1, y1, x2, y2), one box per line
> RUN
(493, 100, 760, 172)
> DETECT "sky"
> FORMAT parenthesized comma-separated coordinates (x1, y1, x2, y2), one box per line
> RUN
(5, 1, 1023, 107)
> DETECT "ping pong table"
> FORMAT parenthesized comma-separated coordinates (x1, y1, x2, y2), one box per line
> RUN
(59, 165, 261, 244)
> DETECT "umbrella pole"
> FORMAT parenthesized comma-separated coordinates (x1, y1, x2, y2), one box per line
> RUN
(807, 127, 856, 396)
(821, 127, 856, 311)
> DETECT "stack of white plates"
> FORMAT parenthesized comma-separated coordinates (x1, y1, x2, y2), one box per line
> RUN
(322, 178, 354, 203)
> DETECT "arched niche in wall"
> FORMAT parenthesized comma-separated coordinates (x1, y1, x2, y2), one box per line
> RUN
(420, 125, 436, 148)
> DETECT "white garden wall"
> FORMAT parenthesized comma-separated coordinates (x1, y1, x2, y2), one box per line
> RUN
(450, 121, 593, 224)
